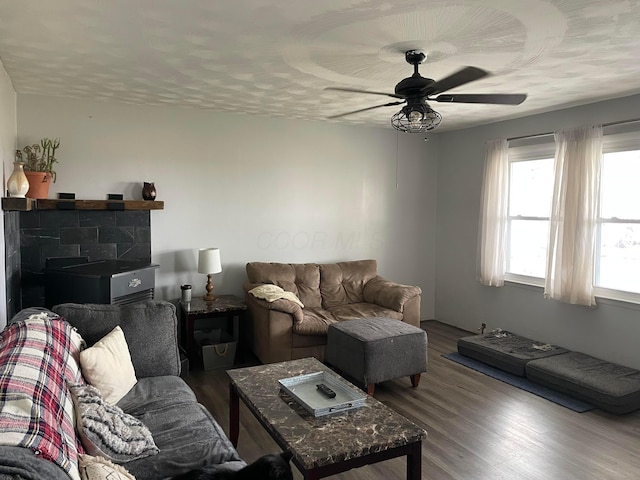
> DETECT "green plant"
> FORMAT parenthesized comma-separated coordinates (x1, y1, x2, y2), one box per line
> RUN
(15, 137, 60, 182)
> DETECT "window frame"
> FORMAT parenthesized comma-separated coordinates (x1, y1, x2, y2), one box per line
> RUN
(504, 132, 640, 305)
(593, 131, 640, 302)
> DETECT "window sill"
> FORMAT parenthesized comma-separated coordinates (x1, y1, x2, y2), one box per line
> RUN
(593, 287, 640, 308)
(503, 274, 640, 308)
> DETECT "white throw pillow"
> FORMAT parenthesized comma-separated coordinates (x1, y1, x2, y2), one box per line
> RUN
(80, 326, 137, 405)
(78, 454, 136, 480)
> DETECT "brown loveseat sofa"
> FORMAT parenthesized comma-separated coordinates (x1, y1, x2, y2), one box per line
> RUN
(243, 259, 422, 364)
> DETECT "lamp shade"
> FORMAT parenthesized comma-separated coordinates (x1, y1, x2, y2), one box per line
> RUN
(198, 248, 222, 274)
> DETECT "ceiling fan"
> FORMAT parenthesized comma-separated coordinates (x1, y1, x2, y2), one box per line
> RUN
(326, 50, 527, 133)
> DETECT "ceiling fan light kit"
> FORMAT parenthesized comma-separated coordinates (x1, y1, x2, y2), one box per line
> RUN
(326, 49, 527, 133)
(391, 102, 442, 133)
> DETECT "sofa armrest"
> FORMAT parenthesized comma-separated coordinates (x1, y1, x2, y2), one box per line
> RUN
(363, 276, 422, 312)
(243, 283, 304, 324)
(248, 296, 304, 324)
(243, 288, 299, 364)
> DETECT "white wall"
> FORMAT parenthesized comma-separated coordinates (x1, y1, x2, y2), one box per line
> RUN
(16, 95, 437, 319)
(15, 91, 640, 368)
(0, 59, 16, 329)
(435, 93, 640, 369)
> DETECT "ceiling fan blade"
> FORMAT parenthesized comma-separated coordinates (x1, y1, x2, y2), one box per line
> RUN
(432, 93, 527, 105)
(325, 87, 404, 99)
(327, 101, 405, 119)
(422, 66, 489, 95)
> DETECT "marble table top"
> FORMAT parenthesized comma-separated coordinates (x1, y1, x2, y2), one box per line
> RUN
(181, 295, 246, 314)
(227, 357, 427, 470)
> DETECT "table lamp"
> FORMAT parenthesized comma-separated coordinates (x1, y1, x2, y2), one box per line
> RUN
(198, 247, 222, 301)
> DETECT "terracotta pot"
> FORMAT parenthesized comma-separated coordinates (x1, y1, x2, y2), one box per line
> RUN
(25, 171, 52, 199)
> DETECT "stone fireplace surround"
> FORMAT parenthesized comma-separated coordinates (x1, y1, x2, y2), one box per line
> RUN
(4, 208, 152, 320)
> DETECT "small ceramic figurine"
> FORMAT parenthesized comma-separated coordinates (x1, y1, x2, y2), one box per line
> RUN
(142, 182, 156, 200)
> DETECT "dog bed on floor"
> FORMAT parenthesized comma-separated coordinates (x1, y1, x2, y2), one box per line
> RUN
(457, 330, 569, 377)
(526, 351, 640, 415)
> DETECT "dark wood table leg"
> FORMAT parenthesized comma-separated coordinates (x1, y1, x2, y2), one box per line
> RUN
(235, 311, 247, 363)
(187, 316, 195, 361)
(229, 383, 240, 447)
(406, 440, 422, 480)
(304, 470, 321, 480)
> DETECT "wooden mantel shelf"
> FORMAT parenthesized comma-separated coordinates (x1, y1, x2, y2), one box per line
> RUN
(2, 197, 164, 211)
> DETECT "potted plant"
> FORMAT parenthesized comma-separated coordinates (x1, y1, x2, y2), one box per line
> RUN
(15, 137, 60, 199)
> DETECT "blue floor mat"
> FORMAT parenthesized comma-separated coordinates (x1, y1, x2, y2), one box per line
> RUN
(443, 352, 596, 413)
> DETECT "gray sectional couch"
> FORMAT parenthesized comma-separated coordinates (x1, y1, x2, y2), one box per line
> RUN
(0, 301, 244, 480)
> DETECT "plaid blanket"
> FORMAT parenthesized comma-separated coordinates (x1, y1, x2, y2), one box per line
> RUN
(0, 314, 85, 480)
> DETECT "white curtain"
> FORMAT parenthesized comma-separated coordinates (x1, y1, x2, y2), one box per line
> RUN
(477, 139, 509, 286)
(545, 125, 603, 306)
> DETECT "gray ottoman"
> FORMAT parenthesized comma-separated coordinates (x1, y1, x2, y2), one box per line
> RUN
(326, 317, 428, 396)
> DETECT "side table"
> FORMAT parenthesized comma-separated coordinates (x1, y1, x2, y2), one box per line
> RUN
(179, 295, 247, 368)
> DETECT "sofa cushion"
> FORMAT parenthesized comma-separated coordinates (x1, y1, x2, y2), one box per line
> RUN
(291, 304, 402, 336)
(320, 260, 378, 308)
(458, 330, 568, 377)
(53, 301, 180, 378)
(292, 307, 337, 336)
(246, 262, 322, 308)
(328, 303, 402, 323)
(526, 352, 640, 414)
(116, 376, 244, 479)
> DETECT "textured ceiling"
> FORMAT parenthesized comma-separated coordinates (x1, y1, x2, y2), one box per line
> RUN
(0, 0, 639, 131)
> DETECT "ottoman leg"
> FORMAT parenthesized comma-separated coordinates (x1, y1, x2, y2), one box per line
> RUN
(366, 384, 375, 396)
(410, 374, 421, 388)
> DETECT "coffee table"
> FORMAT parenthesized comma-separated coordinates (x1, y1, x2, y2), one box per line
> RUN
(227, 357, 426, 480)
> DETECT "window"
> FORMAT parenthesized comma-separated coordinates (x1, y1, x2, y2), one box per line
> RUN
(505, 142, 555, 281)
(505, 131, 640, 301)
(507, 158, 553, 278)
(596, 140, 640, 295)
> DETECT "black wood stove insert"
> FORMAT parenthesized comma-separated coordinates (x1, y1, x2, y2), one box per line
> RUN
(44, 258, 159, 308)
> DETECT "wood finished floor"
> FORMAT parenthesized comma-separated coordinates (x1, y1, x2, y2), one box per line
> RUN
(186, 320, 640, 480)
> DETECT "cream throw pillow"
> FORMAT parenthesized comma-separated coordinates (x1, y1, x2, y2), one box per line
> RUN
(80, 326, 137, 405)
(78, 454, 136, 480)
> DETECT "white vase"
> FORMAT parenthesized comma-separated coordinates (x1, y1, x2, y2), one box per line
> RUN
(7, 161, 29, 198)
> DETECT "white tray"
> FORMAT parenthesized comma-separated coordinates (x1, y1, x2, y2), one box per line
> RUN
(279, 371, 366, 417)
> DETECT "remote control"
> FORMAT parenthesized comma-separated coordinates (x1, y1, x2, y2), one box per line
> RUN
(316, 383, 336, 398)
